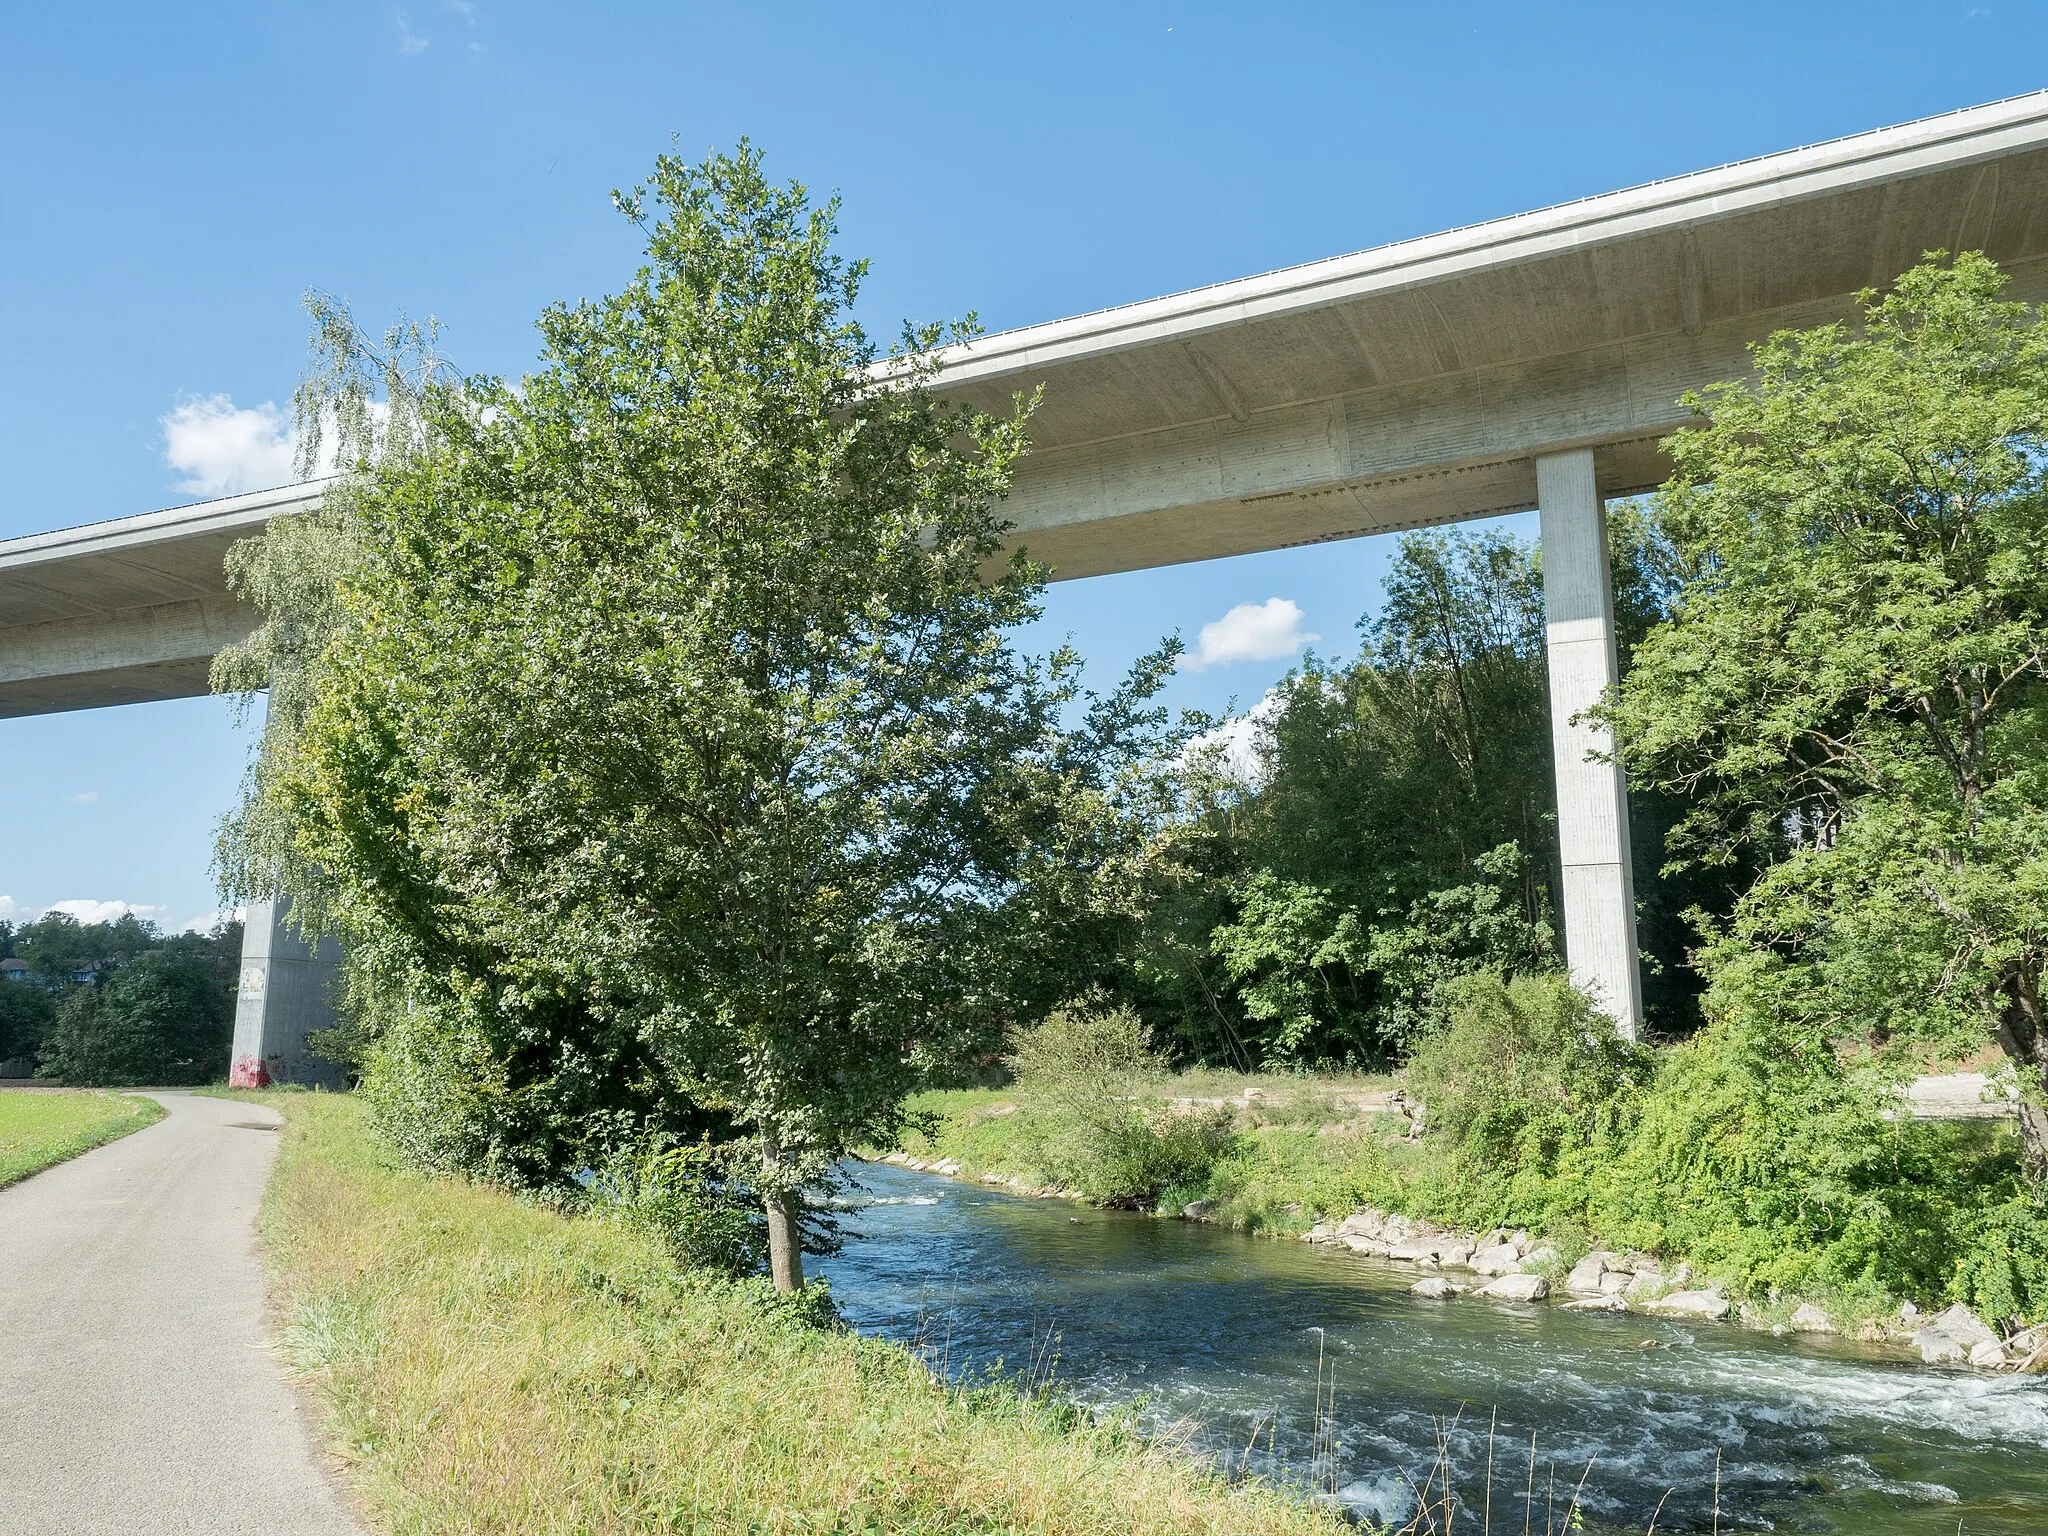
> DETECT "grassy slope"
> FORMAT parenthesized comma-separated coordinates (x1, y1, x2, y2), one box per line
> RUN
(248, 1091, 1345, 1536)
(0, 1088, 165, 1188)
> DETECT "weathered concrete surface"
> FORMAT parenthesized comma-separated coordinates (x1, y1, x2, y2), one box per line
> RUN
(0, 1091, 360, 1536)
(1539, 447, 1642, 1033)
(229, 898, 350, 1090)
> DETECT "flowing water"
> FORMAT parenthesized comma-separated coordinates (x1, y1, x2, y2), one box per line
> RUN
(816, 1160, 2048, 1534)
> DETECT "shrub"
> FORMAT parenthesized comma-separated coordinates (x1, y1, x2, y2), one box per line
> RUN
(1585, 1000, 2048, 1317)
(1402, 971, 1647, 1224)
(1007, 1001, 1236, 1205)
(1402, 966, 2048, 1319)
(584, 1139, 769, 1278)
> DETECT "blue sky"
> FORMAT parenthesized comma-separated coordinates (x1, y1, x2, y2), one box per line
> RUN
(2, 1, 2044, 931)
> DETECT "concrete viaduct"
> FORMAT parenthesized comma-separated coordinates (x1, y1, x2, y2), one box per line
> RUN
(10, 91, 2048, 1076)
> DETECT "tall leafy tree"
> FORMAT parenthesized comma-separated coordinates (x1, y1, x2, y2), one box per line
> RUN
(240, 146, 1172, 1288)
(1608, 253, 2048, 1166)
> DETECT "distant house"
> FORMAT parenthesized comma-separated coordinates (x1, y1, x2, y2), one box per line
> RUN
(69, 963, 97, 985)
(0, 958, 27, 983)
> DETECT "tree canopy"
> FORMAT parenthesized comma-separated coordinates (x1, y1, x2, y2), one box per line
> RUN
(1609, 252, 2048, 1162)
(221, 146, 1178, 1288)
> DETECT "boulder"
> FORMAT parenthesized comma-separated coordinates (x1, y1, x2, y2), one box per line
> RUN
(1622, 1252, 1663, 1275)
(1646, 1290, 1731, 1321)
(1565, 1254, 1610, 1294)
(1562, 1294, 1630, 1313)
(1410, 1276, 1463, 1299)
(1598, 1270, 1631, 1296)
(1522, 1245, 1560, 1273)
(1433, 1240, 1477, 1268)
(1788, 1303, 1836, 1334)
(1624, 1271, 1666, 1300)
(1508, 1229, 1533, 1255)
(1386, 1240, 1440, 1263)
(1306, 1222, 1335, 1244)
(1342, 1235, 1392, 1257)
(1932, 1304, 1999, 1349)
(1914, 1304, 2000, 1365)
(1914, 1325, 1970, 1364)
(1476, 1273, 1550, 1302)
(1337, 1211, 1386, 1239)
(1668, 1262, 1693, 1288)
(1181, 1200, 1216, 1220)
(1469, 1243, 1523, 1277)
(1971, 1337, 2013, 1369)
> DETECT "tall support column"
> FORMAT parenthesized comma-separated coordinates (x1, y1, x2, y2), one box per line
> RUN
(1537, 448, 1642, 1037)
(228, 898, 348, 1088)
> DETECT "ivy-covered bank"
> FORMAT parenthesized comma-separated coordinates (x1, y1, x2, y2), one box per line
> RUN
(887, 980, 2048, 1361)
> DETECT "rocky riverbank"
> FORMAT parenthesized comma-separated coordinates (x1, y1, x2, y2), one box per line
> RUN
(870, 1147, 2037, 1374)
(1291, 1204, 2044, 1371)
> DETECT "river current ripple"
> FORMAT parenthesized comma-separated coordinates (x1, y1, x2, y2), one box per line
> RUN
(816, 1161, 2048, 1534)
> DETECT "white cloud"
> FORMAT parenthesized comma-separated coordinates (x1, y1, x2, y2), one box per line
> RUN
(179, 906, 247, 934)
(1180, 597, 1317, 671)
(1182, 690, 1285, 786)
(162, 394, 297, 496)
(396, 10, 431, 51)
(70, 791, 99, 804)
(0, 896, 29, 925)
(47, 899, 163, 926)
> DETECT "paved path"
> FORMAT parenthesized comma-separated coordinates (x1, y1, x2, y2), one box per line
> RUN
(0, 1091, 361, 1535)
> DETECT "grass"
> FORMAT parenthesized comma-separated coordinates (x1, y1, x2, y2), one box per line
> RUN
(0, 1087, 165, 1188)
(240, 1089, 1351, 1536)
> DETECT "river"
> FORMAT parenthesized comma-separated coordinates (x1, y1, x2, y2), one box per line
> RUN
(815, 1160, 2048, 1534)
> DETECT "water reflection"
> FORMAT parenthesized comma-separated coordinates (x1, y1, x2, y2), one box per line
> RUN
(816, 1160, 2048, 1534)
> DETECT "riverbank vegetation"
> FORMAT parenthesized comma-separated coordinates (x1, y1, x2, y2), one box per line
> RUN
(245, 1088, 1347, 1535)
(894, 983, 2045, 1333)
(0, 1088, 164, 1186)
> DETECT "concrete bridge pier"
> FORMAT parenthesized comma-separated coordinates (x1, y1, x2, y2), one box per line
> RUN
(227, 898, 348, 1088)
(1538, 448, 1643, 1038)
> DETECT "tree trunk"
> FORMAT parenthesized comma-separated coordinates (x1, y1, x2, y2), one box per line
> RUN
(1995, 966, 2048, 1181)
(2018, 1102, 2048, 1182)
(765, 1186, 805, 1292)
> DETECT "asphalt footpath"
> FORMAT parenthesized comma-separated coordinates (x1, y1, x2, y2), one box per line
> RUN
(0, 1090, 362, 1535)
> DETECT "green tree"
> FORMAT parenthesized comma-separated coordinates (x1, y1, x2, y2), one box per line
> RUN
(36, 939, 236, 1085)
(0, 982, 53, 1064)
(1608, 252, 2048, 1165)
(236, 146, 1173, 1289)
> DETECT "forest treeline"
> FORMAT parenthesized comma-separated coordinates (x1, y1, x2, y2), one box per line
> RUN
(1094, 510, 1740, 1070)
(0, 912, 241, 1084)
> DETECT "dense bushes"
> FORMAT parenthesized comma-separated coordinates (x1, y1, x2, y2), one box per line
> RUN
(1394, 968, 2048, 1322)
(1401, 972, 1647, 1230)
(1005, 1002, 1235, 1205)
